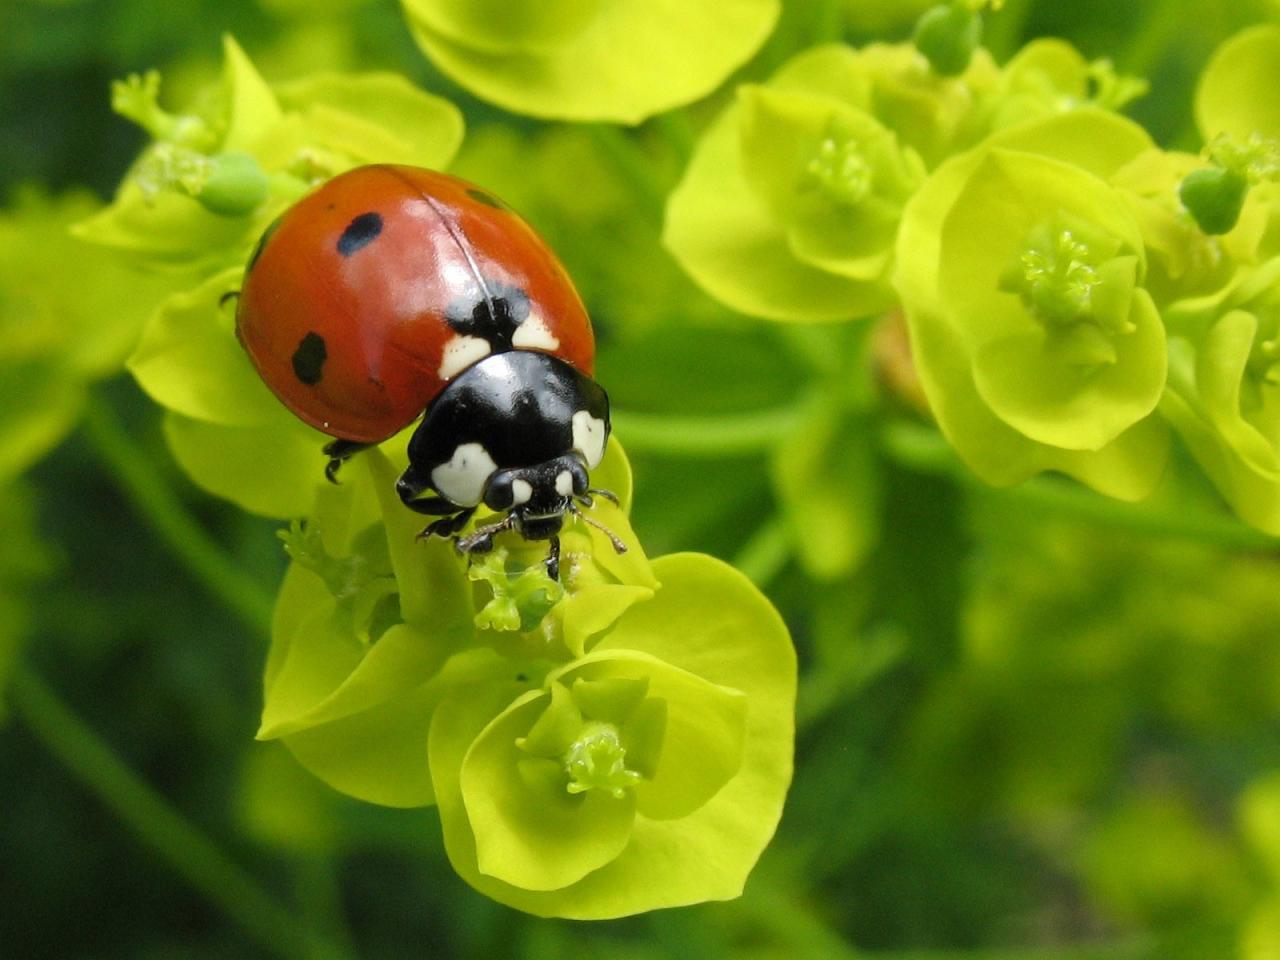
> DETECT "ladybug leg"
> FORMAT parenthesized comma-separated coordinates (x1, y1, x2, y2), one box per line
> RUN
(322, 439, 372, 484)
(455, 515, 516, 558)
(545, 536, 561, 581)
(419, 508, 476, 541)
(586, 487, 620, 506)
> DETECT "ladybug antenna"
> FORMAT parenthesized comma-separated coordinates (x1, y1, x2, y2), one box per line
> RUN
(218, 289, 241, 308)
(568, 502, 627, 555)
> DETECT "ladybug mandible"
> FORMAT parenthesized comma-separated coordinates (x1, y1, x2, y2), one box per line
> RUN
(235, 164, 624, 580)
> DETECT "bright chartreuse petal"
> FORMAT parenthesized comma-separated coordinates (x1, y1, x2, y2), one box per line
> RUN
(590, 436, 633, 515)
(1196, 25, 1280, 143)
(72, 179, 259, 267)
(553, 649, 748, 822)
(402, 0, 779, 124)
(559, 584, 654, 658)
(274, 72, 464, 169)
(460, 691, 637, 891)
(984, 108, 1155, 183)
(128, 269, 284, 427)
(573, 495, 658, 590)
(664, 105, 887, 322)
(1161, 304, 1280, 534)
(162, 411, 330, 518)
(971, 289, 1166, 451)
(404, 0, 604, 53)
(218, 34, 284, 153)
(283, 649, 516, 809)
(431, 553, 794, 918)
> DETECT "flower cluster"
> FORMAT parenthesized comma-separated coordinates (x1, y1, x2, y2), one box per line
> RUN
(260, 442, 794, 917)
(664, 14, 1280, 532)
(80, 36, 797, 918)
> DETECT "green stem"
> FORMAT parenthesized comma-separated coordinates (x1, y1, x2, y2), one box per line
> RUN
(612, 403, 811, 457)
(810, 0, 846, 44)
(8, 663, 340, 960)
(81, 401, 274, 635)
(732, 514, 792, 587)
(1118, 0, 1185, 78)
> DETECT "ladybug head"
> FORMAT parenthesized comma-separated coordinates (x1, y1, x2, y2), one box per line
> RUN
(482, 453, 589, 541)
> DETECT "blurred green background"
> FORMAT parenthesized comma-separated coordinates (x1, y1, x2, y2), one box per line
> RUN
(4, 0, 1280, 957)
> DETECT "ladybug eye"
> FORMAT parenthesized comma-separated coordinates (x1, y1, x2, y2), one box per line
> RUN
(483, 472, 515, 511)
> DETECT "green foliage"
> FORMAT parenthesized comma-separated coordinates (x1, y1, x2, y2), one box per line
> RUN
(9, 1, 1280, 954)
(401, 0, 781, 123)
(0, 190, 170, 482)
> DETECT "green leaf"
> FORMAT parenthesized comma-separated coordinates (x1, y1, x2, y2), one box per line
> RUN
(274, 72, 464, 169)
(128, 268, 283, 427)
(402, 0, 780, 124)
(162, 411, 330, 518)
(1196, 25, 1280, 143)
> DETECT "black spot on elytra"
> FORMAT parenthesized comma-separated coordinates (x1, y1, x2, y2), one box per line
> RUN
(292, 332, 327, 385)
(466, 188, 504, 209)
(445, 282, 531, 351)
(337, 212, 383, 257)
(246, 215, 283, 272)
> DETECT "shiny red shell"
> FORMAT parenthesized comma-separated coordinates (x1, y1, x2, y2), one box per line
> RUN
(235, 164, 595, 444)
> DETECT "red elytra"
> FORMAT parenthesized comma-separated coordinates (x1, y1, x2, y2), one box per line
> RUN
(235, 164, 595, 444)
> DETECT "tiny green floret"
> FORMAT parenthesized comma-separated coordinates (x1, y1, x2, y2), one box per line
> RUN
(277, 518, 381, 603)
(562, 722, 642, 799)
(1085, 59, 1149, 111)
(804, 125, 874, 208)
(112, 71, 216, 150)
(1001, 216, 1126, 334)
(1208, 131, 1280, 184)
(469, 548, 565, 633)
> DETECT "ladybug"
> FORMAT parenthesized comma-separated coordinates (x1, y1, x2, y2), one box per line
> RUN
(234, 164, 624, 579)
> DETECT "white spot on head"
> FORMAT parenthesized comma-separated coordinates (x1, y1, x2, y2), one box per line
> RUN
(511, 478, 533, 505)
(438, 335, 491, 380)
(572, 410, 607, 469)
(430, 442, 497, 507)
(511, 311, 560, 352)
(555, 470, 573, 497)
